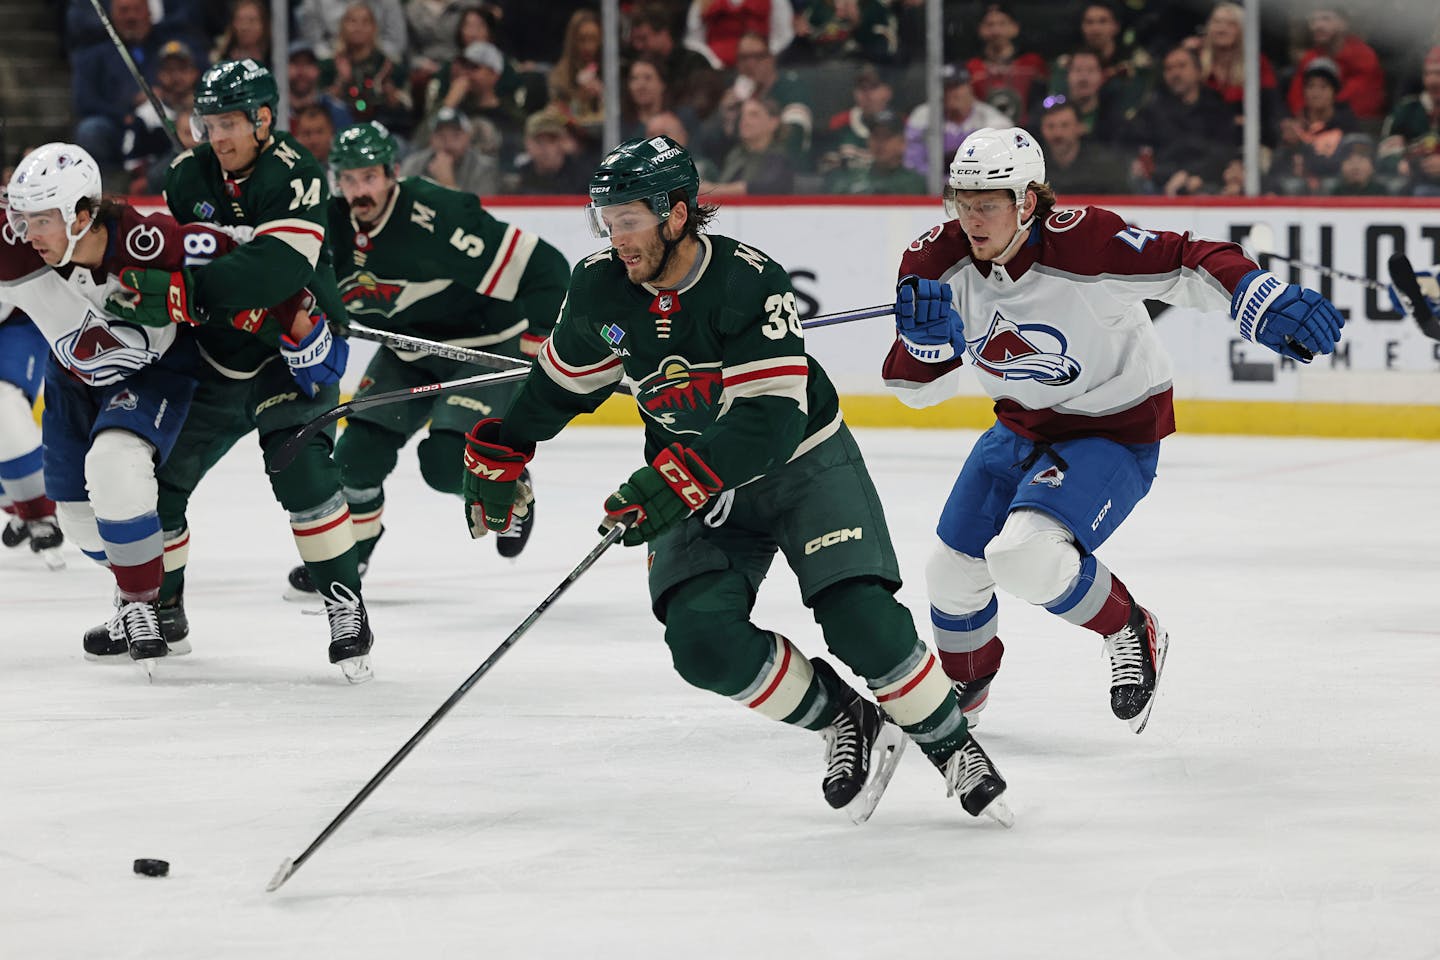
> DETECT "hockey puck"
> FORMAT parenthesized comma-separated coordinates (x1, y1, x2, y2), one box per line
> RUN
(133, 858, 170, 877)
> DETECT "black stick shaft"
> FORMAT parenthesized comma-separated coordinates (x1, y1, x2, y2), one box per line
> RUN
(267, 367, 531, 474)
(87, 0, 182, 152)
(267, 523, 629, 891)
(1388, 253, 1440, 341)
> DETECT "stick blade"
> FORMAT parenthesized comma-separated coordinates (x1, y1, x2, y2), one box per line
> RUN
(1388, 253, 1440, 341)
(265, 857, 296, 893)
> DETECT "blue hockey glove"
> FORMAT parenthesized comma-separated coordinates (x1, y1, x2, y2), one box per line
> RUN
(895, 274, 962, 362)
(1230, 270, 1344, 363)
(1387, 265, 1440, 319)
(279, 309, 349, 397)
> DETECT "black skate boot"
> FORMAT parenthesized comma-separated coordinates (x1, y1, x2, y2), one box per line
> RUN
(25, 517, 65, 570)
(1102, 604, 1168, 734)
(953, 670, 997, 725)
(2, 515, 28, 547)
(322, 583, 374, 684)
(811, 658, 906, 824)
(158, 589, 191, 656)
(495, 468, 535, 559)
(935, 734, 1013, 826)
(82, 600, 167, 672)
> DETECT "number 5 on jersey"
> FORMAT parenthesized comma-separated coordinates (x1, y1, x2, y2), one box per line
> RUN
(762, 292, 802, 339)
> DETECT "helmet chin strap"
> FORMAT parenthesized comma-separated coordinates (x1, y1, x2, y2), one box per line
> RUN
(645, 219, 683, 286)
(991, 197, 1034, 266)
(57, 216, 95, 268)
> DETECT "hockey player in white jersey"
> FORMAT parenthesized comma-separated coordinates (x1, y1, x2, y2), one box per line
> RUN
(882, 126, 1344, 733)
(0, 301, 64, 568)
(1, 144, 223, 666)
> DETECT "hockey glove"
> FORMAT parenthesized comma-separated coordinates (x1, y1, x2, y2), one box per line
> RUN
(463, 418, 535, 539)
(106, 267, 202, 328)
(600, 443, 722, 547)
(1387, 265, 1440, 319)
(1230, 269, 1344, 363)
(279, 308, 349, 397)
(894, 275, 962, 362)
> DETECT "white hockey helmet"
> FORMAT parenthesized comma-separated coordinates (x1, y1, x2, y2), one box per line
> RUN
(944, 126, 1046, 221)
(5, 142, 104, 267)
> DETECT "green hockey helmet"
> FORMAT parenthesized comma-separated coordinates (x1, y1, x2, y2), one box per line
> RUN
(193, 59, 278, 127)
(330, 122, 399, 175)
(585, 135, 700, 238)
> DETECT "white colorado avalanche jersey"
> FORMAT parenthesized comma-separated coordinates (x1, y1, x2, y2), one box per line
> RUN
(882, 206, 1261, 445)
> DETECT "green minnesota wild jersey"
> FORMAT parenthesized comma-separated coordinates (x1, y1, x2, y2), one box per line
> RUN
(165, 131, 344, 376)
(328, 178, 568, 357)
(503, 234, 843, 487)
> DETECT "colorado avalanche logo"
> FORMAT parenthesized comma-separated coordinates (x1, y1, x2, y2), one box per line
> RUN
(56, 309, 161, 385)
(106, 389, 140, 411)
(1029, 465, 1064, 488)
(635, 356, 723, 434)
(966, 311, 1081, 385)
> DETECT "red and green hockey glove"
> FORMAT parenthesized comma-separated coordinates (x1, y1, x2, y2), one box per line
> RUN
(462, 418, 535, 539)
(601, 443, 722, 547)
(106, 267, 202, 328)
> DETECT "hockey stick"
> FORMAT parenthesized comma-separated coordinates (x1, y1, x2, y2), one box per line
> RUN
(1386, 253, 1440, 342)
(347, 323, 530, 371)
(267, 366, 531, 474)
(87, 0, 182, 152)
(266, 521, 630, 893)
(1243, 225, 1389, 293)
(800, 303, 894, 330)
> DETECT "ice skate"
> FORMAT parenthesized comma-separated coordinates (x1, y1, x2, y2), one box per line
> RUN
(2, 515, 28, 548)
(494, 469, 535, 559)
(953, 670, 996, 726)
(24, 518, 65, 570)
(812, 659, 906, 824)
(936, 734, 1013, 827)
(82, 600, 167, 674)
(1102, 604, 1168, 734)
(85, 590, 191, 660)
(157, 589, 191, 656)
(322, 583, 374, 684)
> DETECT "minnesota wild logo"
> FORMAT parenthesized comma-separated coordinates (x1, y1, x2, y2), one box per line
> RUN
(635, 356, 723, 434)
(339, 271, 405, 316)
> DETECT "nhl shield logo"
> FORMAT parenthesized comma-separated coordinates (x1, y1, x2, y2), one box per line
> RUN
(649, 290, 680, 319)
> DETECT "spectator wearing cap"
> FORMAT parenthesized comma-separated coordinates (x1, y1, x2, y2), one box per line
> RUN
(704, 97, 796, 196)
(293, 104, 339, 167)
(685, 0, 795, 70)
(400, 106, 499, 196)
(966, 5, 1049, 126)
(289, 41, 355, 134)
(1273, 57, 1361, 193)
(1122, 45, 1238, 195)
(629, 4, 720, 117)
(300, 0, 409, 62)
(902, 64, 1009, 177)
(1037, 100, 1127, 194)
(122, 39, 201, 192)
(788, 0, 899, 64)
(212, 0, 271, 69)
(322, 2, 413, 134)
(69, 0, 205, 167)
(1378, 46, 1440, 197)
(441, 40, 527, 165)
(1286, 7, 1385, 123)
(1186, 2, 1282, 146)
(825, 111, 925, 195)
(1329, 132, 1389, 196)
(509, 108, 591, 195)
(821, 64, 893, 175)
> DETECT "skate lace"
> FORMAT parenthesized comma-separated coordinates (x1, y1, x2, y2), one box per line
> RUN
(110, 601, 161, 643)
(496, 510, 526, 538)
(1103, 623, 1145, 687)
(323, 583, 364, 640)
(821, 713, 862, 784)
(944, 742, 991, 798)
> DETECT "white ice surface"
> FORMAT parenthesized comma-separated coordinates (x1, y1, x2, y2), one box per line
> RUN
(2, 427, 1438, 960)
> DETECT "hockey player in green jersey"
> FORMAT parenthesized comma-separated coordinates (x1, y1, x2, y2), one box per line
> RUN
(283, 122, 570, 600)
(461, 135, 1012, 824)
(105, 60, 375, 682)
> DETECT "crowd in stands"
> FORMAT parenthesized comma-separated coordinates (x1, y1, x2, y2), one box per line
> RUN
(36, 0, 1440, 199)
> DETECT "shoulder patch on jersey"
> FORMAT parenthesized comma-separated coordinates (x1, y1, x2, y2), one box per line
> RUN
(1045, 208, 1087, 233)
(124, 222, 165, 262)
(908, 224, 945, 251)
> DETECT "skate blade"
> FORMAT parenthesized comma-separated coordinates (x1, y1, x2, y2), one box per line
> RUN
(1128, 621, 1170, 735)
(137, 658, 156, 683)
(844, 724, 908, 825)
(84, 650, 132, 664)
(338, 655, 373, 684)
(166, 640, 192, 657)
(979, 796, 1015, 828)
(38, 548, 66, 571)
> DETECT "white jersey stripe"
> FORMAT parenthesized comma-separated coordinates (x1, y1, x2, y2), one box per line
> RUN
(478, 226, 539, 302)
